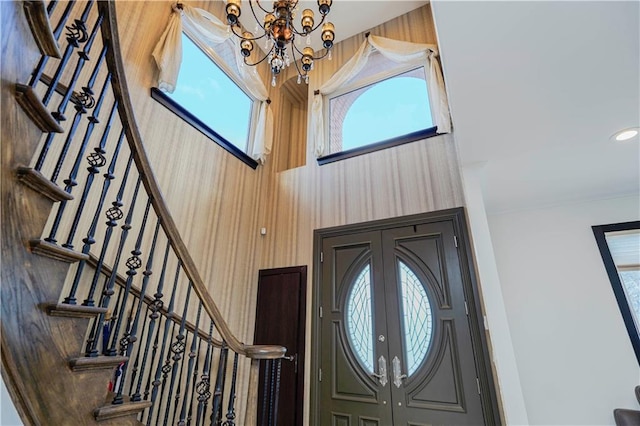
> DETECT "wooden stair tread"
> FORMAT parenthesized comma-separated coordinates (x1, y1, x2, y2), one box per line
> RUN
(69, 355, 128, 372)
(94, 400, 152, 422)
(29, 239, 89, 263)
(15, 84, 64, 133)
(22, 1, 62, 58)
(45, 302, 107, 318)
(17, 166, 73, 202)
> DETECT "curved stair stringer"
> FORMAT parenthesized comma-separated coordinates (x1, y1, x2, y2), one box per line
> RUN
(0, 2, 141, 425)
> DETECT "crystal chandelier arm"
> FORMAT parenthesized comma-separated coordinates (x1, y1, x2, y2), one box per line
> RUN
(291, 43, 331, 61)
(290, 45, 306, 76)
(242, 43, 275, 67)
(230, 23, 267, 41)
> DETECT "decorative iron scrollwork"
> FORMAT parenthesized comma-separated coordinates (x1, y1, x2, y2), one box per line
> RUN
(106, 206, 123, 221)
(196, 378, 211, 402)
(66, 19, 89, 46)
(78, 89, 96, 110)
(126, 256, 142, 270)
(87, 152, 106, 168)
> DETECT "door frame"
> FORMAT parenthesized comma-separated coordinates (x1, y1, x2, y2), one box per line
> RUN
(311, 208, 502, 425)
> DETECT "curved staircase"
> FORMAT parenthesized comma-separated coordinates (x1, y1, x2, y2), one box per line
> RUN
(1, 1, 284, 424)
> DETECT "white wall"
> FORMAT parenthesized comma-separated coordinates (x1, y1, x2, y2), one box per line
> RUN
(1, 377, 22, 426)
(488, 194, 640, 425)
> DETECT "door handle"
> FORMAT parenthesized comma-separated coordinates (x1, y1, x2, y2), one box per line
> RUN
(392, 356, 407, 388)
(372, 355, 388, 387)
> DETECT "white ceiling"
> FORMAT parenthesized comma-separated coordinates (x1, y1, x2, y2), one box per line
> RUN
(431, 1, 640, 214)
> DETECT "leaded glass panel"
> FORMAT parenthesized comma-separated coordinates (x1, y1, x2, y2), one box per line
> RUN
(398, 260, 434, 376)
(346, 264, 374, 373)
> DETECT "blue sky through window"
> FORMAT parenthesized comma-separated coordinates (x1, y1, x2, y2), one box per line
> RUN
(167, 34, 252, 150)
(339, 73, 433, 152)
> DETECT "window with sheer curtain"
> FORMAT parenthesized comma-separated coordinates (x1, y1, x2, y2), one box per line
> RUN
(327, 50, 435, 155)
(166, 33, 257, 153)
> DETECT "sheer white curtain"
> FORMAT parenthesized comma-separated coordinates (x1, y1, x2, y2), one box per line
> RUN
(311, 35, 452, 157)
(152, 4, 273, 163)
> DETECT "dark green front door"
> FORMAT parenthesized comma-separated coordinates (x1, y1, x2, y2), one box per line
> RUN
(315, 211, 494, 425)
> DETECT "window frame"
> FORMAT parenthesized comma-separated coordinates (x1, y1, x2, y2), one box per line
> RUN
(593, 220, 640, 364)
(151, 31, 260, 169)
(318, 57, 439, 165)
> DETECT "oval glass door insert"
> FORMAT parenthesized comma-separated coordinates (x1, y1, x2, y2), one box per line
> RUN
(398, 260, 434, 376)
(346, 263, 374, 373)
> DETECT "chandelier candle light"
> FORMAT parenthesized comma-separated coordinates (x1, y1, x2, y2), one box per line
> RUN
(225, 0, 335, 86)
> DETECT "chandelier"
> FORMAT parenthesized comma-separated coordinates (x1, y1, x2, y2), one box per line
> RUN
(225, 0, 335, 86)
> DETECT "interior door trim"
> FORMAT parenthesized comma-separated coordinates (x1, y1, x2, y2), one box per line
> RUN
(311, 208, 502, 425)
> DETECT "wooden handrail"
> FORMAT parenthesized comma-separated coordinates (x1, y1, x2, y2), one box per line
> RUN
(98, 1, 285, 360)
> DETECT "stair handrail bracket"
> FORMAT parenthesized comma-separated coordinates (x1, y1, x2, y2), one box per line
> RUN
(98, 1, 285, 361)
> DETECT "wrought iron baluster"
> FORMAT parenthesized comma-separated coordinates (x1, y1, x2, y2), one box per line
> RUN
(44, 81, 112, 246)
(112, 218, 160, 404)
(146, 262, 182, 426)
(128, 302, 150, 397)
(62, 125, 124, 305)
(52, 12, 103, 122)
(28, 0, 76, 88)
(195, 321, 214, 426)
(186, 327, 204, 426)
(155, 321, 178, 426)
(85, 172, 140, 356)
(260, 360, 271, 426)
(132, 240, 171, 402)
(47, 70, 109, 188)
(62, 97, 117, 250)
(47, 0, 58, 14)
(42, 0, 95, 107)
(271, 359, 282, 426)
(178, 302, 203, 425)
(211, 344, 229, 426)
(105, 197, 152, 356)
(34, 44, 107, 172)
(143, 314, 162, 403)
(222, 353, 239, 426)
(81, 148, 130, 307)
(100, 285, 123, 355)
(172, 327, 191, 426)
(162, 284, 192, 426)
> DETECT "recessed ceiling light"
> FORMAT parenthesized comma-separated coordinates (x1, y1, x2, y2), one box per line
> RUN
(613, 128, 639, 141)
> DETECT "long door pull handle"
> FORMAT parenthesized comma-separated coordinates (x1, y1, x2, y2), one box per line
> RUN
(392, 356, 407, 388)
(372, 355, 388, 387)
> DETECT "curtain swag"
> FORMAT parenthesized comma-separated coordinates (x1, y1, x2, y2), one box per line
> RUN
(152, 3, 273, 164)
(311, 34, 452, 157)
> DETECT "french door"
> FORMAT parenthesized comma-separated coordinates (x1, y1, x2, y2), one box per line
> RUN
(313, 209, 499, 425)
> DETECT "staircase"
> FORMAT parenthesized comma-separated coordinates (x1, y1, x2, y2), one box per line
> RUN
(1, 1, 285, 424)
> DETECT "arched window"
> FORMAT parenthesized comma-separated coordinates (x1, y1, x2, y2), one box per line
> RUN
(327, 51, 435, 155)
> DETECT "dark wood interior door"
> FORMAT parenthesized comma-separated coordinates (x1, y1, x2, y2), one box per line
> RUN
(314, 210, 498, 425)
(254, 266, 307, 426)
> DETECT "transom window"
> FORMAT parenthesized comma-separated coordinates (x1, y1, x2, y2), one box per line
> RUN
(326, 51, 435, 156)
